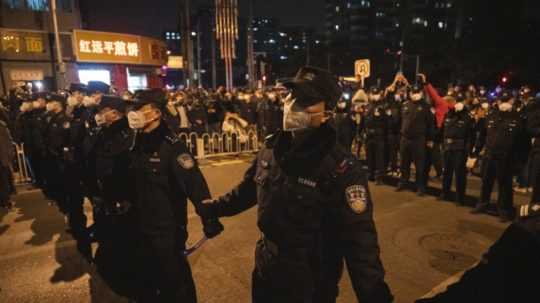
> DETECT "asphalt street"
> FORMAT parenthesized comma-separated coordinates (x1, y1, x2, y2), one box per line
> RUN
(0, 156, 530, 303)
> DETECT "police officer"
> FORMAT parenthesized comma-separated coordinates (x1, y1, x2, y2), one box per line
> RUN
(198, 67, 393, 303)
(127, 90, 223, 302)
(472, 91, 524, 222)
(334, 96, 354, 151)
(91, 96, 139, 298)
(385, 90, 403, 176)
(397, 84, 435, 196)
(14, 97, 35, 177)
(363, 86, 388, 185)
(526, 95, 540, 202)
(439, 98, 474, 204)
(29, 93, 49, 190)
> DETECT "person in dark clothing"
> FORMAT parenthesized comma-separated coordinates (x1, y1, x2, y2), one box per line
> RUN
(127, 90, 223, 302)
(472, 91, 525, 222)
(416, 203, 540, 303)
(0, 118, 15, 209)
(189, 98, 208, 135)
(385, 90, 403, 176)
(526, 97, 540, 202)
(30, 93, 49, 190)
(206, 96, 225, 134)
(397, 84, 435, 196)
(198, 67, 393, 303)
(439, 100, 475, 204)
(91, 96, 139, 299)
(14, 97, 35, 181)
(334, 97, 354, 151)
(362, 87, 388, 185)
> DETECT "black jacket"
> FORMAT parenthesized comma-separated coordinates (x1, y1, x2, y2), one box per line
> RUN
(399, 99, 434, 140)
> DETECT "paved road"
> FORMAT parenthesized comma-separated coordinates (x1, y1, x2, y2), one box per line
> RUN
(0, 157, 530, 303)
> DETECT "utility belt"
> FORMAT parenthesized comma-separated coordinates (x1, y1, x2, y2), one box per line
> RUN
(92, 196, 132, 216)
(443, 138, 466, 149)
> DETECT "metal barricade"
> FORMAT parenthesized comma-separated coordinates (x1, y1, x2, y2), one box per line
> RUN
(12, 143, 32, 184)
(185, 130, 259, 159)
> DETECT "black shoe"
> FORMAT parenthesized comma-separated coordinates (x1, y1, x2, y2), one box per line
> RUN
(375, 178, 383, 186)
(471, 203, 488, 214)
(417, 190, 426, 197)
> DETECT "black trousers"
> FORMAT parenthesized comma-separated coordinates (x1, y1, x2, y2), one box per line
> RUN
(399, 137, 427, 191)
(480, 156, 514, 216)
(252, 239, 317, 303)
(0, 164, 13, 205)
(138, 233, 197, 303)
(366, 137, 386, 180)
(442, 149, 467, 201)
(425, 142, 443, 178)
(387, 134, 400, 172)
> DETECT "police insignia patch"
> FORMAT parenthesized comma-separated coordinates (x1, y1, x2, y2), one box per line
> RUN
(345, 185, 368, 214)
(177, 153, 194, 169)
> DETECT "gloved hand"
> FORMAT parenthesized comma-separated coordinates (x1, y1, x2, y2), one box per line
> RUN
(198, 199, 219, 220)
(202, 218, 224, 239)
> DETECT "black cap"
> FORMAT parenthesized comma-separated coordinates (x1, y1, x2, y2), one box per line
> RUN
(411, 84, 423, 94)
(87, 81, 110, 94)
(98, 95, 127, 113)
(31, 92, 48, 101)
(69, 83, 88, 94)
(369, 86, 382, 95)
(500, 90, 512, 102)
(133, 89, 167, 109)
(283, 66, 342, 108)
(46, 93, 67, 105)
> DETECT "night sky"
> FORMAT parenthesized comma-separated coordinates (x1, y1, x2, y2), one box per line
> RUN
(81, 0, 326, 38)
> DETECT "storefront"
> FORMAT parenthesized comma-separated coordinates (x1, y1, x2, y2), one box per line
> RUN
(72, 29, 168, 93)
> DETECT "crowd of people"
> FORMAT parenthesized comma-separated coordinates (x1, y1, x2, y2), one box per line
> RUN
(0, 66, 539, 302)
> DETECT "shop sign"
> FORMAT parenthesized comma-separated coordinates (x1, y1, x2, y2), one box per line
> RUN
(10, 69, 44, 81)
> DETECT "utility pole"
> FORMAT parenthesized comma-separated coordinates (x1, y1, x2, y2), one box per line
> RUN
(246, 0, 256, 89)
(181, 0, 194, 87)
(211, 23, 217, 89)
(196, 19, 202, 87)
(50, 0, 66, 89)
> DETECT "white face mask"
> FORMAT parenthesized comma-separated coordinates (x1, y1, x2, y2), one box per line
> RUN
(33, 101, 41, 108)
(394, 94, 402, 102)
(282, 95, 322, 132)
(82, 96, 97, 107)
(127, 111, 146, 130)
(455, 102, 465, 112)
(45, 103, 55, 112)
(94, 113, 106, 126)
(480, 90, 486, 96)
(122, 95, 131, 101)
(370, 94, 381, 102)
(411, 93, 423, 101)
(20, 103, 32, 112)
(481, 103, 489, 110)
(67, 96, 79, 107)
(499, 102, 512, 112)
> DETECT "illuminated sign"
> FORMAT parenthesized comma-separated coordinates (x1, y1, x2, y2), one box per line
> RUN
(73, 30, 167, 66)
(167, 56, 184, 69)
(10, 69, 44, 81)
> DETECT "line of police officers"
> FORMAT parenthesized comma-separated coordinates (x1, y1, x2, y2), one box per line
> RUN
(12, 68, 395, 303)
(336, 72, 539, 223)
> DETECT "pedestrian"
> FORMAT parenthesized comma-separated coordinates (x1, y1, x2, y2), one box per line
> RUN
(0, 117, 15, 209)
(91, 95, 139, 299)
(472, 91, 525, 222)
(363, 86, 388, 185)
(438, 97, 475, 205)
(127, 89, 223, 302)
(396, 84, 435, 196)
(198, 66, 393, 303)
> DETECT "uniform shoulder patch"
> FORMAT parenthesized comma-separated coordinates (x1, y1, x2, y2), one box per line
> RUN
(165, 134, 181, 145)
(177, 153, 195, 169)
(345, 185, 368, 214)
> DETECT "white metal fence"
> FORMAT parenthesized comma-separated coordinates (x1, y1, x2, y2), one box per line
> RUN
(11, 131, 259, 185)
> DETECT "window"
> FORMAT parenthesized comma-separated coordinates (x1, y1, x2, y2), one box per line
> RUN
(3, 0, 25, 9)
(26, 0, 49, 11)
(335, 6, 340, 12)
(335, 24, 340, 31)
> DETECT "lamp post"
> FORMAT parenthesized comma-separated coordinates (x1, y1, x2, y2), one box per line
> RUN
(50, 0, 66, 90)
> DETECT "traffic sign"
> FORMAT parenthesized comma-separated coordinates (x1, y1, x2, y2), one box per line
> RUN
(355, 59, 370, 78)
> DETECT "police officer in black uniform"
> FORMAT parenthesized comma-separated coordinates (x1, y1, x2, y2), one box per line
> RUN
(198, 66, 393, 303)
(91, 95, 139, 298)
(472, 91, 524, 222)
(14, 97, 35, 177)
(439, 99, 474, 204)
(29, 93, 49, 191)
(127, 89, 223, 302)
(385, 90, 403, 176)
(527, 96, 540, 202)
(334, 96, 354, 151)
(363, 86, 388, 185)
(397, 84, 435, 196)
